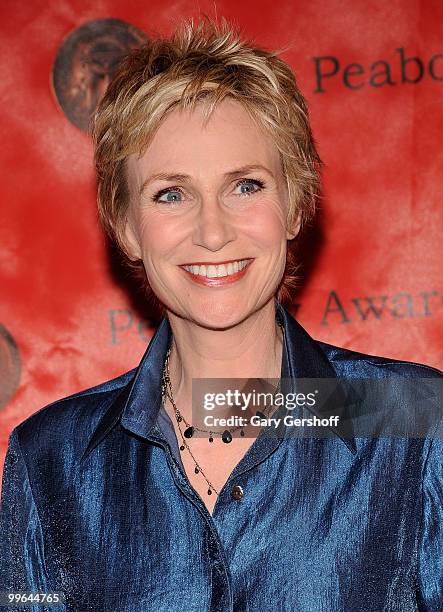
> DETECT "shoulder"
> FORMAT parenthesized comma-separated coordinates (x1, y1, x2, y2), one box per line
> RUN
(316, 339, 442, 444)
(11, 368, 136, 462)
(317, 339, 442, 379)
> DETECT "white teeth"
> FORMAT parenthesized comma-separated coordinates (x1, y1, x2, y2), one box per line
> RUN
(217, 264, 227, 277)
(206, 265, 217, 278)
(183, 259, 250, 278)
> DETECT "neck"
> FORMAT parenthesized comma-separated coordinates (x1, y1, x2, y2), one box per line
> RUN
(165, 299, 284, 420)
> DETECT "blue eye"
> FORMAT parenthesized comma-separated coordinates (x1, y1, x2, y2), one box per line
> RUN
(152, 187, 184, 203)
(235, 178, 265, 196)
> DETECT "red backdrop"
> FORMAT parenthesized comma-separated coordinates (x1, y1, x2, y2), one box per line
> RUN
(1, 0, 442, 481)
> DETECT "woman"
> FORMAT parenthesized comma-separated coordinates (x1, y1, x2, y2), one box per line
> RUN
(1, 16, 442, 612)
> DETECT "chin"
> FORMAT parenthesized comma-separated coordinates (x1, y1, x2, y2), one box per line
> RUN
(185, 295, 267, 331)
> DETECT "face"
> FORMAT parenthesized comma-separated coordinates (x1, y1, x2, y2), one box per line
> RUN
(124, 97, 300, 329)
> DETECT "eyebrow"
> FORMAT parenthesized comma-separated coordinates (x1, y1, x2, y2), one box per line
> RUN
(139, 164, 274, 195)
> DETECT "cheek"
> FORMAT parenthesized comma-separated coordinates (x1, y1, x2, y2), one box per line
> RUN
(246, 207, 287, 248)
(137, 214, 178, 258)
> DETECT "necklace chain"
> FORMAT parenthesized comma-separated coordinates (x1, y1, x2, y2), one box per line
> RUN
(161, 348, 220, 495)
(161, 330, 283, 497)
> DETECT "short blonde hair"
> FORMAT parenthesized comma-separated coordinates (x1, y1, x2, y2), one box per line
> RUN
(92, 15, 322, 311)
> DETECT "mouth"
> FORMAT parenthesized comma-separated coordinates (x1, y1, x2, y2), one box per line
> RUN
(178, 258, 254, 285)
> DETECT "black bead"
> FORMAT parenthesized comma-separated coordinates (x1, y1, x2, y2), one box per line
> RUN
(177, 416, 182, 422)
(240, 429, 245, 437)
(179, 445, 185, 451)
(207, 489, 212, 495)
(208, 436, 214, 443)
(222, 430, 232, 444)
(184, 426, 194, 439)
(194, 467, 199, 474)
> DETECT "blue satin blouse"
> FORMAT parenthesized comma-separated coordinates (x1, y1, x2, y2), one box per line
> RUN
(1, 300, 442, 611)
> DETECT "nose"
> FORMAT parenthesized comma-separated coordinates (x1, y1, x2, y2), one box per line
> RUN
(192, 197, 237, 252)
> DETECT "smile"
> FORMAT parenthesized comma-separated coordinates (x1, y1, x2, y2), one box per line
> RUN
(181, 259, 251, 278)
(179, 258, 254, 286)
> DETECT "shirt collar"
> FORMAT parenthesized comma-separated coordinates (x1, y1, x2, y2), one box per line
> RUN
(81, 299, 356, 462)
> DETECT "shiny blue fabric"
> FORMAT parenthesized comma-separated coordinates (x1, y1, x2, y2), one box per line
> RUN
(1, 300, 442, 611)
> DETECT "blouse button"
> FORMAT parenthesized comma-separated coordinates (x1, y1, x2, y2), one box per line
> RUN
(231, 485, 244, 500)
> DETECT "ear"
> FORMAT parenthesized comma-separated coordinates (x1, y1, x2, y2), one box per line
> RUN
(122, 216, 142, 261)
(286, 212, 301, 241)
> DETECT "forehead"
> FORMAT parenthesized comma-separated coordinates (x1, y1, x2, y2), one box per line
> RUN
(127, 97, 281, 181)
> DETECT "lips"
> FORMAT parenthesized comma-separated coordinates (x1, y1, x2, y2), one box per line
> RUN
(179, 258, 254, 286)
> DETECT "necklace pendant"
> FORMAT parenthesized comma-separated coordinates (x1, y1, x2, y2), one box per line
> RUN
(207, 488, 213, 495)
(221, 429, 232, 444)
(208, 436, 214, 443)
(184, 426, 195, 439)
